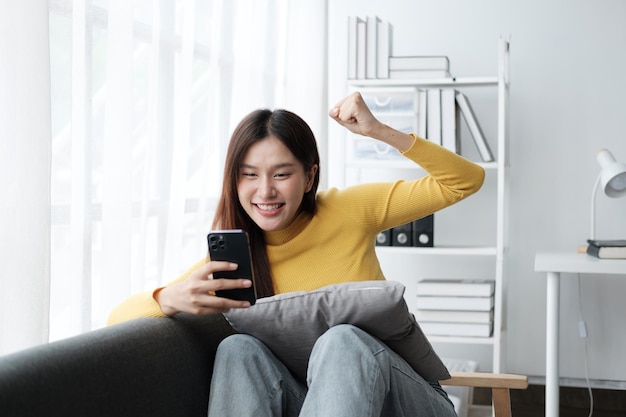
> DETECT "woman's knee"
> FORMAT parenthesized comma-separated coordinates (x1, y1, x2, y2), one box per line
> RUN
(322, 323, 378, 342)
(216, 333, 266, 359)
(313, 324, 385, 357)
(317, 324, 362, 345)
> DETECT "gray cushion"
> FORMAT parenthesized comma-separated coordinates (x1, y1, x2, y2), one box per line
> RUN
(224, 280, 450, 381)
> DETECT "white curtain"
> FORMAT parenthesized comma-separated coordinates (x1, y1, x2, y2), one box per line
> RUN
(0, 0, 327, 355)
(0, 0, 52, 355)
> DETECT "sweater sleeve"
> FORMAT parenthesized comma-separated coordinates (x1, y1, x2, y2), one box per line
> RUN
(329, 133, 485, 231)
(402, 133, 485, 199)
(106, 259, 206, 325)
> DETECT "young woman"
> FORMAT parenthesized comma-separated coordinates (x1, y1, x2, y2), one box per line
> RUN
(109, 92, 485, 416)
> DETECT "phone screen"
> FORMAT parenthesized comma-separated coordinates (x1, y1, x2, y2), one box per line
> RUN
(207, 230, 257, 305)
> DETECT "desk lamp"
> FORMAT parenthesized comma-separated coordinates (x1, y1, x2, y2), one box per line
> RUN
(589, 148, 626, 240)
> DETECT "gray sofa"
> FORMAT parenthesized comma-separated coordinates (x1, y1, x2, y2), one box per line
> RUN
(0, 313, 235, 417)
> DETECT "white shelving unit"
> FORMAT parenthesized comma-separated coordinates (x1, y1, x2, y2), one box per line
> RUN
(341, 38, 510, 373)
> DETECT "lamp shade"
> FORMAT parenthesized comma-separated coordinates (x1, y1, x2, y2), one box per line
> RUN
(596, 149, 626, 198)
(589, 148, 626, 239)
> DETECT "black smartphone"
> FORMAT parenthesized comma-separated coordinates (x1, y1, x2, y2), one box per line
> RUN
(207, 229, 257, 305)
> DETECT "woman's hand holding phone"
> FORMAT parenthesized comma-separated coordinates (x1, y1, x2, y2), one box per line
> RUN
(155, 261, 253, 317)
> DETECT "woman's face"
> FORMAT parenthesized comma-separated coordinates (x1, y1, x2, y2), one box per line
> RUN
(237, 136, 318, 232)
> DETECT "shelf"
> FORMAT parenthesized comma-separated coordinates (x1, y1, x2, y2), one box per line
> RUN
(429, 335, 496, 345)
(375, 246, 498, 256)
(348, 76, 498, 88)
(336, 36, 510, 374)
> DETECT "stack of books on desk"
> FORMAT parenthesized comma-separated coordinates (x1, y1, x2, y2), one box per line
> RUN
(586, 239, 626, 259)
(415, 279, 494, 337)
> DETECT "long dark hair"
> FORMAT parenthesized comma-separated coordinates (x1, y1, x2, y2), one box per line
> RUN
(212, 108, 321, 297)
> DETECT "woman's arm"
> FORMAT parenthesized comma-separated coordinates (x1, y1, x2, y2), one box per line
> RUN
(330, 91, 484, 194)
(328, 91, 485, 230)
(107, 259, 254, 325)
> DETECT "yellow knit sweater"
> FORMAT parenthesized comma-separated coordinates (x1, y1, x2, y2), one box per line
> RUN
(107, 135, 484, 324)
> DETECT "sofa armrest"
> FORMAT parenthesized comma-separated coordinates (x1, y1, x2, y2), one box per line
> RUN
(0, 313, 235, 417)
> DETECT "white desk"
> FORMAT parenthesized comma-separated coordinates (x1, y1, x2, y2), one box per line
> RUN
(534, 252, 626, 417)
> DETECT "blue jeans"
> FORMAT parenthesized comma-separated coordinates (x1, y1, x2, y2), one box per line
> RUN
(207, 324, 457, 417)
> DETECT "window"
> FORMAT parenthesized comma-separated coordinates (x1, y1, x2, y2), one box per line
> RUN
(46, 0, 326, 340)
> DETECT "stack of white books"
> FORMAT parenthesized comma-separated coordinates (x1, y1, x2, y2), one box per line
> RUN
(388, 55, 451, 80)
(415, 279, 494, 337)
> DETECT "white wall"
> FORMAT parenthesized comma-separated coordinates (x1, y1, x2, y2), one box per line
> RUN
(327, 0, 626, 385)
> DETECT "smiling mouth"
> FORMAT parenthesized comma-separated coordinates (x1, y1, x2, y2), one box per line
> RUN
(255, 203, 284, 212)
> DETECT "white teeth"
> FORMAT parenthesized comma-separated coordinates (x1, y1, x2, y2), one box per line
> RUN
(257, 203, 281, 211)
